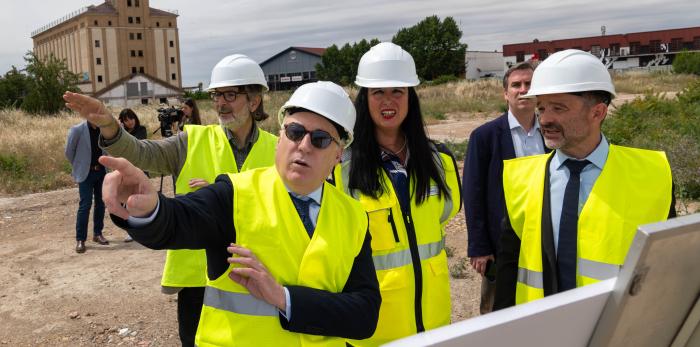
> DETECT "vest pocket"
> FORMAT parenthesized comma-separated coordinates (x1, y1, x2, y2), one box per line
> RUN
(369, 208, 400, 251)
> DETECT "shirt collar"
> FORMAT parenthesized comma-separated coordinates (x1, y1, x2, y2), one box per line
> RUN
(553, 134, 609, 171)
(507, 109, 540, 132)
(287, 185, 323, 206)
(223, 122, 259, 149)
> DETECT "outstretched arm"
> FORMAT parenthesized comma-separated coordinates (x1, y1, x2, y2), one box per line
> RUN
(63, 92, 121, 140)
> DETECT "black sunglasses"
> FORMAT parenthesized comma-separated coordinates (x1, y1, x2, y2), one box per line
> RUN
(284, 122, 340, 149)
(209, 90, 247, 102)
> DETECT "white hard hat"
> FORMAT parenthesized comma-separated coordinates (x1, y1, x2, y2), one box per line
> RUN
(355, 42, 420, 88)
(524, 49, 616, 98)
(207, 54, 269, 91)
(278, 81, 356, 148)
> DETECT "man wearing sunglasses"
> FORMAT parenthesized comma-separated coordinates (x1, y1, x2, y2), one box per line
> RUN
(100, 81, 380, 346)
(63, 54, 278, 347)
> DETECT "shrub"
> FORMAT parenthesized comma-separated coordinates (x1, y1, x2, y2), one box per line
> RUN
(604, 81, 700, 199)
(673, 50, 700, 75)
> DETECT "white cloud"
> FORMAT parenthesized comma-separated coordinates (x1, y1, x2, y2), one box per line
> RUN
(0, 0, 697, 86)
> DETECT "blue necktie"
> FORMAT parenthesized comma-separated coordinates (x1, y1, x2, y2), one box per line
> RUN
(290, 194, 315, 237)
(557, 159, 590, 291)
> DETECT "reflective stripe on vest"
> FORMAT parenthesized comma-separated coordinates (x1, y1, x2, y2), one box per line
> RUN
(504, 145, 672, 305)
(518, 258, 620, 290)
(203, 286, 277, 316)
(373, 237, 445, 271)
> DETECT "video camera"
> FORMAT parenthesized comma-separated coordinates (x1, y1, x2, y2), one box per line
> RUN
(156, 106, 184, 138)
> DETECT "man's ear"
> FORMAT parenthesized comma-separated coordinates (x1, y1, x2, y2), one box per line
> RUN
(249, 95, 262, 113)
(592, 102, 608, 123)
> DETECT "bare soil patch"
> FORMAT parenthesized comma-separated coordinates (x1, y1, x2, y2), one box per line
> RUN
(0, 170, 481, 346)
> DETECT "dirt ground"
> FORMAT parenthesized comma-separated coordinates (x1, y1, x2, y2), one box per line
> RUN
(0, 113, 488, 346)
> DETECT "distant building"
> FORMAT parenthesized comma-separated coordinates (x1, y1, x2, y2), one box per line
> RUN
(260, 47, 325, 91)
(31, 0, 183, 107)
(503, 26, 700, 71)
(465, 51, 504, 80)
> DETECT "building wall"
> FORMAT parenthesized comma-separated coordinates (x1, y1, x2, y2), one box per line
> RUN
(31, 0, 181, 97)
(261, 49, 322, 90)
(466, 51, 504, 79)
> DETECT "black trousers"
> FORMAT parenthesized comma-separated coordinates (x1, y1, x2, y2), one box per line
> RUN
(177, 286, 205, 347)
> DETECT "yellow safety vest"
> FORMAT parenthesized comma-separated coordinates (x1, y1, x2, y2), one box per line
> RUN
(334, 148, 461, 347)
(161, 124, 277, 288)
(194, 167, 368, 347)
(503, 145, 672, 304)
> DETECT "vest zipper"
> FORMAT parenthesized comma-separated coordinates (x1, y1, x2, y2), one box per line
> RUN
(388, 209, 400, 243)
(402, 210, 425, 333)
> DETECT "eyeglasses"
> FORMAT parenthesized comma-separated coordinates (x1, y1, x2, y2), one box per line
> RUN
(210, 90, 247, 102)
(284, 122, 340, 149)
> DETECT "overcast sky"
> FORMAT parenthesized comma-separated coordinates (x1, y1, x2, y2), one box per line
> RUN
(1, 0, 697, 86)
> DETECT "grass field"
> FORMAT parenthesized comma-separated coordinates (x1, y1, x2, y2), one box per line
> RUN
(0, 70, 697, 196)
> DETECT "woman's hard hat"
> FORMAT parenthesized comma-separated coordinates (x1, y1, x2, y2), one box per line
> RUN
(278, 81, 356, 147)
(355, 42, 420, 88)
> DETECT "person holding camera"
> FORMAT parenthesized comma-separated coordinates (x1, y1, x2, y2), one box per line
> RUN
(63, 54, 277, 347)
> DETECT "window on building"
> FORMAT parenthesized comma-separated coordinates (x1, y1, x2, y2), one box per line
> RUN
(650, 40, 661, 53)
(159, 98, 167, 104)
(128, 17, 133, 24)
(132, 67, 137, 74)
(537, 49, 548, 60)
(310, 71, 316, 79)
(169, 41, 174, 48)
(108, 21, 112, 26)
(629, 42, 640, 55)
(135, 0, 140, 7)
(127, 0, 132, 6)
(139, 67, 145, 73)
(136, 17, 141, 24)
(138, 50, 143, 57)
(591, 45, 601, 56)
(610, 43, 620, 56)
(170, 57, 175, 64)
(130, 50, 136, 57)
(137, 33, 142, 40)
(156, 22, 160, 27)
(97, 75, 103, 82)
(95, 40, 100, 48)
(141, 98, 149, 105)
(94, 20, 98, 26)
(171, 73, 177, 80)
(96, 57, 102, 65)
(169, 22, 172, 27)
(670, 38, 683, 52)
(129, 33, 135, 40)
(515, 51, 525, 62)
(694, 37, 700, 50)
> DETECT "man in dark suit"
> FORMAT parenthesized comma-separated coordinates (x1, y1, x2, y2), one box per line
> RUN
(494, 50, 675, 309)
(463, 61, 547, 314)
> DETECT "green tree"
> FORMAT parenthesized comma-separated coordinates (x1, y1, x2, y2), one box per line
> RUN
(392, 16, 467, 81)
(21, 51, 80, 114)
(673, 50, 700, 75)
(0, 66, 30, 108)
(316, 38, 380, 85)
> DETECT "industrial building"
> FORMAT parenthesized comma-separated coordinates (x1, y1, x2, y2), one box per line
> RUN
(465, 51, 504, 80)
(503, 26, 700, 71)
(31, 0, 183, 107)
(260, 47, 325, 91)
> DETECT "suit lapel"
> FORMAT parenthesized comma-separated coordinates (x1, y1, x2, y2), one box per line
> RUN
(541, 153, 558, 295)
(497, 114, 516, 160)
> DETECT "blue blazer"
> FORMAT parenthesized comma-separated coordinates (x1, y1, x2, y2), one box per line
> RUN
(65, 121, 101, 183)
(462, 113, 549, 257)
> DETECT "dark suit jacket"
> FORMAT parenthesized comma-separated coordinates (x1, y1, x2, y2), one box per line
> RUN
(112, 174, 380, 339)
(463, 113, 548, 258)
(493, 156, 677, 310)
